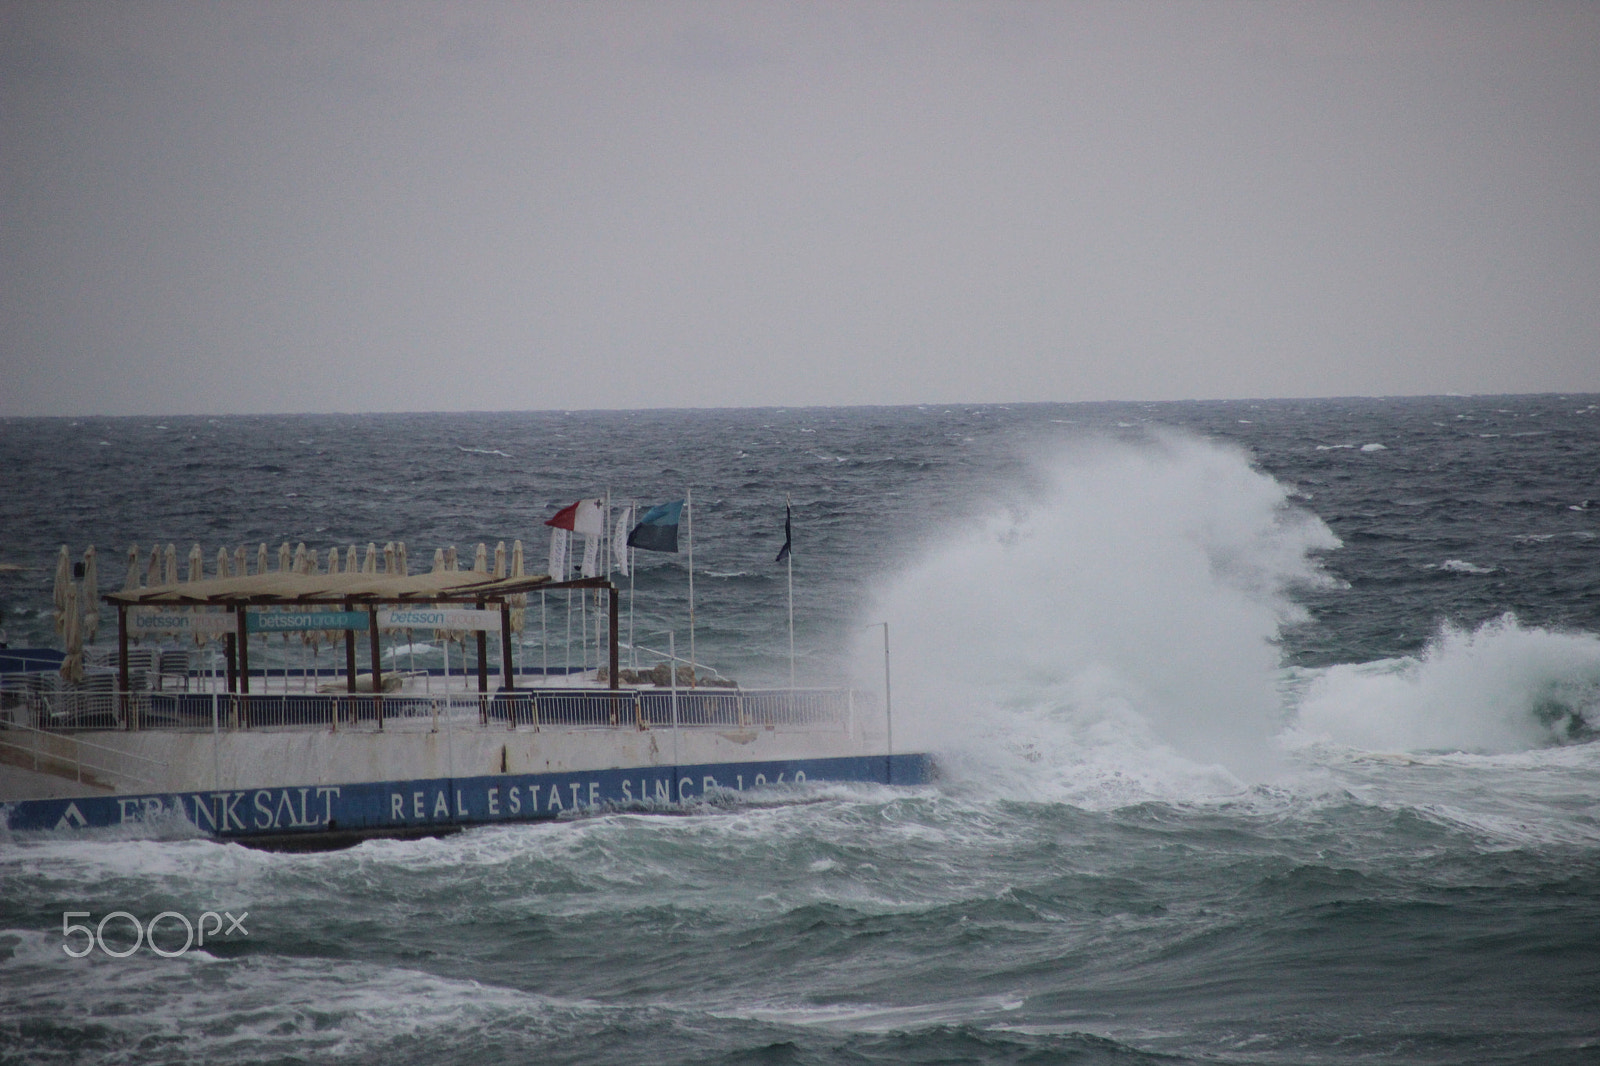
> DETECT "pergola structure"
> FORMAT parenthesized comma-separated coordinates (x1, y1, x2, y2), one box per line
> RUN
(104, 571, 620, 699)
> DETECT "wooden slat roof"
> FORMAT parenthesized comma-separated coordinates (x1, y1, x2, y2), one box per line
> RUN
(105, 571, 606, 607)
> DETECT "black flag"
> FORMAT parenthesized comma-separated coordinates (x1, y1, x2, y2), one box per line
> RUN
(775, 503, 792, 564)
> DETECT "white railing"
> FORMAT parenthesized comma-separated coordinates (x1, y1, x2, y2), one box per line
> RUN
(0, 719, 166, 788)
(2, 686, 861, 737)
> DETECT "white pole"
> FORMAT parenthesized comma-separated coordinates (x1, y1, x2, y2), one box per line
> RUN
(882, 621, 892, 759)
(211, 691, 220, 789)
(628, 500, 637, 670)
(669, 630, 679, 768)
(686, 488, 695, 686)
(603, 491, 611, 679)
(863, 621, 892, 767)
(788, 553, 795, 690)
(787, 495, 795, 691)
(541, 591, 548, 682)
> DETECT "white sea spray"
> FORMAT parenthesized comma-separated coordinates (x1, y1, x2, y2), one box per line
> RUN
(859, 432, 1339, 796)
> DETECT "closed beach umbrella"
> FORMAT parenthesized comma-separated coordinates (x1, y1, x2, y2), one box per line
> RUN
(59, 584, 83, 683)
(510, 540, 526, 634)
(185, 545, 206, 646)
(473, 543, 488, 573)
(431, 548, 445, 573)
(124, 545, 142, 591)
(396, 542, 408, 576)
(363, 543, 378, 574)
(147, 544, 163, 587)
(52, 546, 71, 635)
(345, 545, 358, 572)
(494, 541, 507, 579)
(235, 545, 247, 577)
(164, 544, 178, 586)
(445, 546, 458, 571)
(257, 543, 269, 576)
(216, 546, 231, 579)
(302, 547, 323, 651)
(81, 546, 100, 641)
(278, 542, 292, 573)
(323, 547, 342, 650)
(380, 542, 399, 634)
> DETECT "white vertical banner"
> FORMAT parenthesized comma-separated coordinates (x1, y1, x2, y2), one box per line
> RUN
(547, 527, 569, 581)
(612, 506, 633, 577)
(580, 535, 600, 578)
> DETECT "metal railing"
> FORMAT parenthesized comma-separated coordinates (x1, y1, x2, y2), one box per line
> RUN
(0, 719, 166, 788)
(3, 686, 861, 737)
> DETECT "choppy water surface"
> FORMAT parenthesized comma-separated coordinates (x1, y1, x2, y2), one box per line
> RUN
(2, 396, 1599, 1064)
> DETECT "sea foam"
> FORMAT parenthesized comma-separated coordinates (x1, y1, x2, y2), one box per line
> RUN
(1290, 614, 1600, 753)
(858, 432, 1338, 796)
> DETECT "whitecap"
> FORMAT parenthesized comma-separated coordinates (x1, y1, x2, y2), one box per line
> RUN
(1289, 615, 1600, 753)
(383, 642, 437, 659)
(1430, 559, 1496, 574)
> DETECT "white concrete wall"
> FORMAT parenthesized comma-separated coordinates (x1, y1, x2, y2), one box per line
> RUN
(1, 720, 890, 801)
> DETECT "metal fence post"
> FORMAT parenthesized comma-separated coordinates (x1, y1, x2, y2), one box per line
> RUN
(212, 692, 221, 790)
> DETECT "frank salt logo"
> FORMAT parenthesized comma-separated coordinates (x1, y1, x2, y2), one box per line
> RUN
(62, 910, 248, 958)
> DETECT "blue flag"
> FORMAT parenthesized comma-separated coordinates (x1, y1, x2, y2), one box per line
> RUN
(627, 500, 683, 553)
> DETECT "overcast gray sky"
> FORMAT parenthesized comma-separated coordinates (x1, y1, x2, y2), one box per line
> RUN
(3, 1, 1597, 416)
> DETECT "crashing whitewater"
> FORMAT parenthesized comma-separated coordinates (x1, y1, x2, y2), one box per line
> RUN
(858, 433, 1600, 805)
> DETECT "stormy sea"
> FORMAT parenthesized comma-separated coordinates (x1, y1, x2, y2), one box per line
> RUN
(2, 395, 1598, 1065)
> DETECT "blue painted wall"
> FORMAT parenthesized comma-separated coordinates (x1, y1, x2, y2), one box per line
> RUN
(3, 753, 931, 840)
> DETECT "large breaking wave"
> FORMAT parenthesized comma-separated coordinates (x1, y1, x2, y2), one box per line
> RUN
(862, 433, 1600, 803)
(859, 433, 1338, 795)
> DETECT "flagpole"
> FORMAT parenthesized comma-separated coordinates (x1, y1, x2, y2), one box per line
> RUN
(687, 487, 696, 686)
(628, 499, 637, 670)
(603, 490, 611, 680)
(787, 495, 795, 691)
(564, 543, 572, 679)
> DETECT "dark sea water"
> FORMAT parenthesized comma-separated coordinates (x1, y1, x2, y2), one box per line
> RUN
(2, 396, 1599, 1065)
